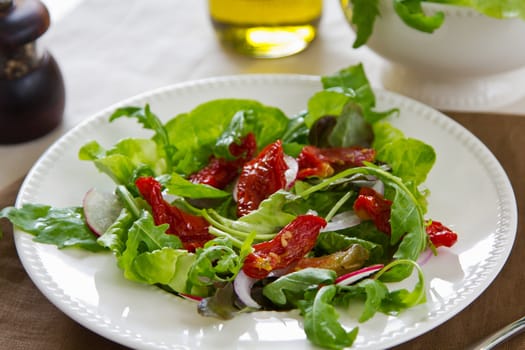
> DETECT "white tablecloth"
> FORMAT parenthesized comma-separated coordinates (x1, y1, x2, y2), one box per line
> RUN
(2, 0, 524, 191)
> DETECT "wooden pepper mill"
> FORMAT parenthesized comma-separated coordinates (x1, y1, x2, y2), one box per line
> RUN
(0, 0, 65, 144)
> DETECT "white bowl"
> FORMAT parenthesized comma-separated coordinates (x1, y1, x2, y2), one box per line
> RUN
(341, 0, 525, 110)
(343, 0, 525, 77)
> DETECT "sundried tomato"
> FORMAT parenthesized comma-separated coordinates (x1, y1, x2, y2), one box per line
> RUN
(235, 140, 288, 217)
(135, 176, 214, 252)
(242, 214, 327, 279)
(353, 187, 392, 234)
(189, 133, 256, 189)
(297, 145, 375, 180)
(426, 220, 458, 248)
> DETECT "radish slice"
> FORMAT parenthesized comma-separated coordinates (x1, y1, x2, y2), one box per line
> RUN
(283, 154, 298, 189)
(335, 264, 384, 286)
(233, 270, 261, 309)
(83, 188, 123, 236)
(321, 211, 361, 232)
(179, 293, 203, 302)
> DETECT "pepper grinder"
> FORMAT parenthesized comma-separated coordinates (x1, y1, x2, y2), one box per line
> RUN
(0, 0, 65, 144)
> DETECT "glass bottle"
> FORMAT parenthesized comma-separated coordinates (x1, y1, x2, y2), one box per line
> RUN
(0, 0, 65, 144)
(208, 0, 323, 58)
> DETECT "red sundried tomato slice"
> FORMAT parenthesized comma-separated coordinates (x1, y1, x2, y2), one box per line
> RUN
(426, 220, 458, 248)
(297, 145, 375, 180)
(189, 133, 257, 189)
(135, 176, 214, 252)
(235, 140, 288, 217)
(242, 215, 327, 279)
(353, 187, 392, 234)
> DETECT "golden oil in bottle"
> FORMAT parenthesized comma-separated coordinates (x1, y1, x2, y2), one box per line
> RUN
(208, 0, 322, 58)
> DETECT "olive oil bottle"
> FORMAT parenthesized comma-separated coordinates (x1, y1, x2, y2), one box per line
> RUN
(209, 0, 322, 58)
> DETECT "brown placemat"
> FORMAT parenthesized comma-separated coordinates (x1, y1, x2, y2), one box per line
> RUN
(0, 112, 524, 350)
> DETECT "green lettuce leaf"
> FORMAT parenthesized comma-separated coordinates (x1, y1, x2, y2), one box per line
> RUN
(0, 204, 104, 252)
(110, 105, 175, 172)
(373, 121, 436, 212)
(164, 99, 289, 175)
(79, 138, 166, 187)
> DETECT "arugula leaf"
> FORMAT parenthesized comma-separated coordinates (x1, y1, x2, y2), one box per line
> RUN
(348, 0, 381, 48)
(164, 173, 230, 199)
(0, 204, 104, 252)
(300, 165, 427, 280)
(335, 278, 390, 322)
(375, 259, 427, 311)
(315, 229, 388, 264)
(393, 0, 445, 33)
(262, 268, 336, 307)
(298, 285, 359, 349)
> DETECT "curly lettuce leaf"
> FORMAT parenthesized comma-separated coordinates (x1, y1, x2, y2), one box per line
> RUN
(188, 236, 251, 287)
(164, 99, 289, 174)
(79, 138, 166, 188)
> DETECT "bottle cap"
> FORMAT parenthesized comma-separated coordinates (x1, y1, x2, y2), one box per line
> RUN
(0, 0, 50, 49)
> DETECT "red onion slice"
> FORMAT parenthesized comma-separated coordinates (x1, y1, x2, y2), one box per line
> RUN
(233, 270, 261, 309)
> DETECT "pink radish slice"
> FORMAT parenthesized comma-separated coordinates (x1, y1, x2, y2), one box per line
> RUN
(83, 188, 123, 236)
(179, 293, 203, 302)
(335, 264, 385, 286)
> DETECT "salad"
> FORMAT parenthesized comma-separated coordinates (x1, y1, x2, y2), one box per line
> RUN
(344, 0, 525, 48)
(0, 64, 458, 349)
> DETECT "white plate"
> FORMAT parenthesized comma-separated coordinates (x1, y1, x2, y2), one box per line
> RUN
(14, 75, 518, 349)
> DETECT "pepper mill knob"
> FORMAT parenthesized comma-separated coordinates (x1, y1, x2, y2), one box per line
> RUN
(0, 0, 65, 144)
